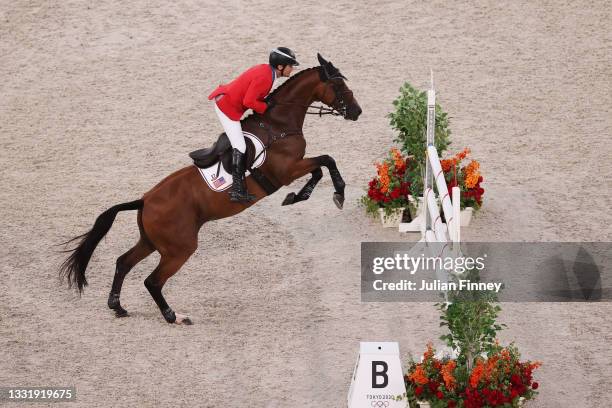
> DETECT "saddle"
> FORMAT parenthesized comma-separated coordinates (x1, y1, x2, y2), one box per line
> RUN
(189, 133, 257, 172)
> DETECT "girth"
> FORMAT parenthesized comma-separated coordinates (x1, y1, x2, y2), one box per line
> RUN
(244, 120, 302, 195)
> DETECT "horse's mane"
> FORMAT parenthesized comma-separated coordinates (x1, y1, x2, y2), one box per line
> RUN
(242, 66, 320, 123)
(267, 66, 320, 100)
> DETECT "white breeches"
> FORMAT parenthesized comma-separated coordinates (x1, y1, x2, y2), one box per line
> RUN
(214, 100, 245, 153)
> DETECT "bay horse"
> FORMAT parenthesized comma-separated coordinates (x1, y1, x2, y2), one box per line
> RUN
(59, 53, 362, 324)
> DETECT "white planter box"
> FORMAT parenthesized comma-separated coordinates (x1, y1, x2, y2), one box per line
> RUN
(378, 208, 405, 228)
(460, 206, 473, 226)
(418, 399, 524, 407)
(398, 196, 424, 232)
(399, 196, 474, 232)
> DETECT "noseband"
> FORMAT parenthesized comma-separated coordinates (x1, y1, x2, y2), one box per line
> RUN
(306, 78, 352, 117)
(268, 77, 352, 118)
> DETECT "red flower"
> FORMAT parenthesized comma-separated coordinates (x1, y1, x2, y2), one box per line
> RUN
(390, 187, 401, 199)
(532, 382, 539, 390)
(515, 384, 527, 395)
(510, 374, 522, 386)
(428, 381, 439, 392)
(436, 391, 444, 399)
(415, 386, 424, 397)
(486, 389, 505, 406)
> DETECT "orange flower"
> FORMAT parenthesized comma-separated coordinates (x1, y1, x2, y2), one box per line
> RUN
(469, 360, 485, 388)
(376, 162, 390, 193)
(529, 361, 542, 370)
(390, 148, 402, 161)
(463, 160, 481, 188)
(409, 364, 429, 385)
(442, 360, 457, 390)
(464, 160, 480, 176)
(456, 147, 471, 161)
(390, 148, 406, 172)
(465, 173, 480, 188)
(423, 342, 435, 361)
(440, 158, 457, 173)
(484, 356, 499, 380)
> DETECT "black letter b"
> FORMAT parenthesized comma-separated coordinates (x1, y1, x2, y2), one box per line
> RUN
(372, 361, 388, 388)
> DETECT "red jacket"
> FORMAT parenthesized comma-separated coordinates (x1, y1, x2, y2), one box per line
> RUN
(208, 64, 275, 120)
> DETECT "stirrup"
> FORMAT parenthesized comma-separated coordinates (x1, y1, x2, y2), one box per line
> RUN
(229, 189, 255, 203)
(229, 179, 256, 202)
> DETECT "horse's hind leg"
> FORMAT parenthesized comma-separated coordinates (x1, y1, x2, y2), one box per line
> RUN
(108, 238, 154, 317)
(144, 250, 195, 325)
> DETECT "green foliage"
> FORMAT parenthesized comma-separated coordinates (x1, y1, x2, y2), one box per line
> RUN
(388, 82, 451, 197)
(436, 269, 507, 371)
(359, 195, 406, 219)
(359, 195, 382, 218)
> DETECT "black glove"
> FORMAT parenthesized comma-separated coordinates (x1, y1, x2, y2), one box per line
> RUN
(266, 99, 276, 111)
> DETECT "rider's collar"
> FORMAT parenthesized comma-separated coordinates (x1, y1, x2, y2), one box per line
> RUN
(270, 64, 276, 82)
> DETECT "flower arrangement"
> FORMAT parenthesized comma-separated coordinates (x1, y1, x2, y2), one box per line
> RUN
(404, 343, 541, 408)
(386, 81, 485, 213)
(396, 267, 541, 408)
(360, 148, 411, 218)
(388, 82, 451, 199)
(441, 148, 485, 210)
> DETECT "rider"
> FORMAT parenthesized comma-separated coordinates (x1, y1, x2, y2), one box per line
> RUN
(208, 47, 300, 202)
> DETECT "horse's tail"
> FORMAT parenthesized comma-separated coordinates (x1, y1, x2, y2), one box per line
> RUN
(59, 199, 144, 293)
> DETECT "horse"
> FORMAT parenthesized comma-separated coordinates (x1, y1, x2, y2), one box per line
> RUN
(59, 53, 362, 325)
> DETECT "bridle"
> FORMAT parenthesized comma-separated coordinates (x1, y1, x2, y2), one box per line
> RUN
(306, 78, 353, 117)
(269, 76, 353, 118)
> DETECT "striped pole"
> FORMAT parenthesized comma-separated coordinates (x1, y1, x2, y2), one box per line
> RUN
(423, 70, 436, 236)
(422, 71, 460, 246)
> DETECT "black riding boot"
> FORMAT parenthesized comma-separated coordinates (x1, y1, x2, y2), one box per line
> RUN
(229, 148, 255, 202)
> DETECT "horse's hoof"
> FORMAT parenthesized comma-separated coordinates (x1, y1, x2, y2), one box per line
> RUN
(114, 308, 129, 318)
(175, 313, 193, 325)
(282, 192, 296, 206)
(333, 192, 344, 209)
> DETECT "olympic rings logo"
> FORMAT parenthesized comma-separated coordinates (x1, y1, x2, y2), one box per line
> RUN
(371, 402, 389, 408)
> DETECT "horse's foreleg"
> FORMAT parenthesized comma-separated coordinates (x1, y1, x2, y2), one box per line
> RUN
(314, 155, 346, 209)
(282, 168, 323, 206)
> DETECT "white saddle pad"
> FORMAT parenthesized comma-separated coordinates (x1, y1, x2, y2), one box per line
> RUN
(197, 131, 266, 192)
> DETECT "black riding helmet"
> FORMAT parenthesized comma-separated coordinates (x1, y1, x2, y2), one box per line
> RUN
(269, 47, 300, 67)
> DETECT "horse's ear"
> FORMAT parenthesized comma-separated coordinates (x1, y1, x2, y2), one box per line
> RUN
(317, 53, 328, 66)
(317, 53, 330, 81)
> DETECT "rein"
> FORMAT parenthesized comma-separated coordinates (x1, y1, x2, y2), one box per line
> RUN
(247, 72, 350, 184)
(247, 120, 302, 169)
(270, 76, 352, 117)
(253, 76, 350, 148)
